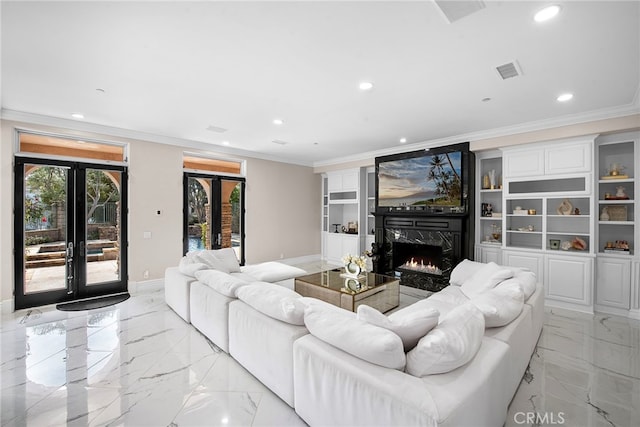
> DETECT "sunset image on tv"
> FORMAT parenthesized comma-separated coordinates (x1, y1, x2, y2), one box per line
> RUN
(378, 152, 462, 207)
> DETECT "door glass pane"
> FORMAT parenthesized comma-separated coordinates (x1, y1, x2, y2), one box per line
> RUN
(221, 179, 242, 261)
(86, 169, 122, 285)
(23, 165, 69, 294)
(187, 177, 212, 251)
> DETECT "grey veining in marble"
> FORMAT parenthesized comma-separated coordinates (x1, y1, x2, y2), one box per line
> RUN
(2, 271, 639, 426)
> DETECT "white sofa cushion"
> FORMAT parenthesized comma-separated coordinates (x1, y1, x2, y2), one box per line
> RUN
(178, 256, 208, 277)
(449, 259, 485, 286)
(471, 282, 525, 327)
(241, 261, 306, 283)
(194, 269, 249, 297)
(236, 282, 305, 325)
(357, 304, 439, 352)
(195, 248, 241, 273)
(460, 262, 513, 298)
(304, 303, 406, 370)
(406, 302, 484, 376)
(498, 269, 537, 300)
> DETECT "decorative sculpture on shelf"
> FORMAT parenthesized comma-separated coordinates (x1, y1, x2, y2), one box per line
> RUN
(488, 170, 496, 190)
(600, 207, 610, 221)
(616, 186, 627, 198)
(608, 163, 625, 177)
(556, 199, 573, 215)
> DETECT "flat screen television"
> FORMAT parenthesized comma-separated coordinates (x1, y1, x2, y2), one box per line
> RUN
(376, 143, 469, 213)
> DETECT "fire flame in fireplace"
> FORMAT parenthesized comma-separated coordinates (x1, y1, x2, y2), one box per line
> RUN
(402, 258, 442, 275)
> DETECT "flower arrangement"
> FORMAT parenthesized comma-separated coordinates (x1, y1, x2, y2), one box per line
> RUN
(342, 253, 367, 271)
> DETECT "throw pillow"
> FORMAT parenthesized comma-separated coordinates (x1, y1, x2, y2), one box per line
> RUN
(240, 261, 306, 283)
(236, 282, 305, 325)
(357, 304, 439, 352)
(497, 270, 537, 300)
(405, 302, 484, 376)
(460, 262, 513, 298)
(178, 256, 208, 277)
(449, 259, 485, 286)
(304, 304, 406, 370)
(471, 282, 525, 327)
(194, 269, 249, 297)
(195, 248, 241, 273)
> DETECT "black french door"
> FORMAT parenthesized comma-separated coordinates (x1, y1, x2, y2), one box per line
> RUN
(183, 173, 245, 264)
(14, 157, 128, 309)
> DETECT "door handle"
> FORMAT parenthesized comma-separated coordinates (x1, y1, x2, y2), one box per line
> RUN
(79, 241, 85, 257)
(66, 242, 74, 294)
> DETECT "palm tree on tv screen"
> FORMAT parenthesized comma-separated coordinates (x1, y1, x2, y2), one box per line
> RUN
(427, 153, 461, 204)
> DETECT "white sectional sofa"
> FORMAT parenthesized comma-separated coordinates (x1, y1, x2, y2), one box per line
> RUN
(164, 253, 543, 425)
(164, 248, 306, 349)
(293, 261, 542, 426)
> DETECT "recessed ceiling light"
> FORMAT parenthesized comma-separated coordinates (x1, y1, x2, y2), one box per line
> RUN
(557, 93, 573, 102)
(534, 5, 560, 22)
(359, 81, 374, 91)
(399, 138, 407, 144)
(482, 97, 492, 102)
(71, 113, 84, 119)
(273, 118, 284, 125)
(221, 141, 230, 146)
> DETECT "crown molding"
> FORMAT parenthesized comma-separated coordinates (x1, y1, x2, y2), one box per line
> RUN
(3, 102, 638, 171)
(0, 109, 315, 167)
(313, 102, 640, 168)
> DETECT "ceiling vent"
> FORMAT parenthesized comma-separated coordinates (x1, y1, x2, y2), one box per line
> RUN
(206, 124, 228, 133)
(496, 61, 522, 80)
(434, 0, 486, 23)
(272, 139, 289, 146)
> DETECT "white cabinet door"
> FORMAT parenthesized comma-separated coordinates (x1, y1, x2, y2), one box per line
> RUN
(326, 233, 343, 263)
(341, 170, 359, 191)
(545, 255, 593, 306)
(546, 142, 591, 175)
(475, 246, 502, 264)
(504, 149, 544, 178)
(326, 233, 360, 264)
(327, 169, 359, 192)
(503, 250, 543, 279)
(342, 235, 360, 257)
(327, 172, 342, 192)
(596, 257, 631, 309)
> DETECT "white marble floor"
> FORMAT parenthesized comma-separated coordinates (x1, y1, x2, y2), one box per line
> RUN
(1, 273, 639, 426)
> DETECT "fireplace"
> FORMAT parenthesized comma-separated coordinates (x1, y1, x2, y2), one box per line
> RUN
(371, 214, 473, 292)
(393, 242, 443, 275)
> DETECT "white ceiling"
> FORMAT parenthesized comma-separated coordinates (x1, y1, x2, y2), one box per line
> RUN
(2, 1, 639, 167)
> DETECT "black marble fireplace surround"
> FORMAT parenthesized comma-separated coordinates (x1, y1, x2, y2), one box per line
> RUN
(372, 214, 471, 292)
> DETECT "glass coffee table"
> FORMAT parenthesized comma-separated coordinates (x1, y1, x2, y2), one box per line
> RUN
(294, 269, 399, 313)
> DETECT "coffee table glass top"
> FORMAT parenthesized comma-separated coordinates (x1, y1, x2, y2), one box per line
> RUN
(295, 268, 398, 294)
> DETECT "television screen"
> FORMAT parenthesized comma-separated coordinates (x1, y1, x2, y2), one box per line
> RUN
(377, 151, 462, 208)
